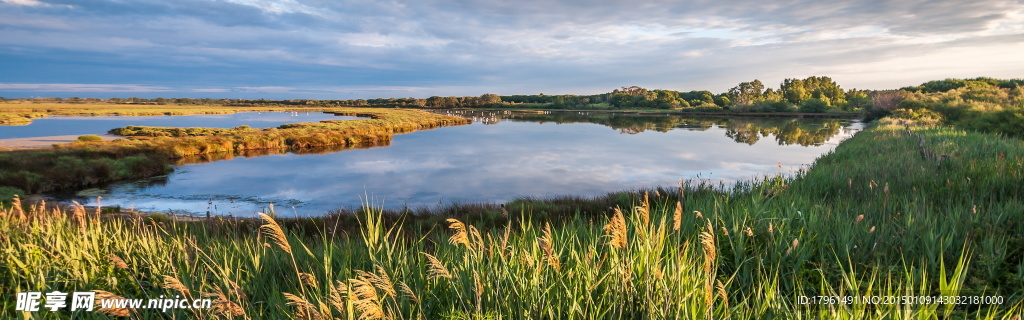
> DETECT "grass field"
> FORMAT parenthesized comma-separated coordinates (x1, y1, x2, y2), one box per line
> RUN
(2, 117, 1022, 319)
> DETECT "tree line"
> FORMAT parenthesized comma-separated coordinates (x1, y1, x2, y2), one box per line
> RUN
(5, 77, 1020, 118)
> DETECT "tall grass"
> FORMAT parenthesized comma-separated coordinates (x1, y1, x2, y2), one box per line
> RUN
(2, 118, 1023, 319)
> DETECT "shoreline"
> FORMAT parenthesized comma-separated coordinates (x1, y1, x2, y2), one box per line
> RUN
(453, 107, 861, 118)
(0, 133, 122, 150)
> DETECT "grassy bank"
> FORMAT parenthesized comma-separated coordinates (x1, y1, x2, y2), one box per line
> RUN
(2, 118, 1022, 319)
(0, 102, 335, 126)
(0, 107, 470, 194)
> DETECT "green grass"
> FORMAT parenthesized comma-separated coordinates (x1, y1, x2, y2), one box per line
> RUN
(2, 117, 1022, 319)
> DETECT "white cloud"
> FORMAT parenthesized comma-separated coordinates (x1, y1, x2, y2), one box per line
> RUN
(0, 0, 1022, 98)
(1, 0, 45, 6)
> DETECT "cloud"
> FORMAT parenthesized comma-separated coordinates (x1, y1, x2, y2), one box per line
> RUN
(1, 0, 46, 6)
(0, 0, 1022, 98)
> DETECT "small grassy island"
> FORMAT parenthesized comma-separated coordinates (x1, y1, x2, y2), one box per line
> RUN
(2, 77, 1023, 318)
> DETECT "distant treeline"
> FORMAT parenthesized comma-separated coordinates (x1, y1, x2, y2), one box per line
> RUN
(4, 77, 1022, 120)
(2, 76, 862, 113)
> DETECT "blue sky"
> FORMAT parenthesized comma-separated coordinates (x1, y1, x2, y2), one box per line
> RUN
(1, 0, 1022, 99)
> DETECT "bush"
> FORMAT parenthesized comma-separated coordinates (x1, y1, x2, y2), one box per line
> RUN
(798, 99, 830, 113)
(766, 101, 795, 112)
(0, 186, 25, 202)
(76, 135, 103, 142)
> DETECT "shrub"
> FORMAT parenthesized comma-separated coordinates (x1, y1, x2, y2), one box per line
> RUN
(76, 135, 103, 142)
(798, 98, 830, 113)
(0, 186, 24, 202)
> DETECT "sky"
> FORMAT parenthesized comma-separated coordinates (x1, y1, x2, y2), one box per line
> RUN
(1, 0, 1022, 99)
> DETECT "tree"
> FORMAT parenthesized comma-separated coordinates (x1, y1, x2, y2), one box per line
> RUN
(479, 93, 501, 105)
(728, 80, 766, 107)
(780, 79, 809, 104)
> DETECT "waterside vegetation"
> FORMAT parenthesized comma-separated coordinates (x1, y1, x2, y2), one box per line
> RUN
(2, 115, 1023, 319)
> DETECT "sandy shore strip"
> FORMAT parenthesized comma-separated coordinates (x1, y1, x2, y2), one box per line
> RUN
(0, 133, 122, 150)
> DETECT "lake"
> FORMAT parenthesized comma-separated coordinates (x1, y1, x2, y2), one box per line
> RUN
(45, 111, 861, 217)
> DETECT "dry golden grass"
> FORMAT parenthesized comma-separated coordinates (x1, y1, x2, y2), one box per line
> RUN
(348, 272, 386, 320)
(284, 292, 324, 320)
(91, 290, 132, 317)
(446, 218, 471, 248)
(422, 253, 453, 279)
(604, 207, 628, 249)
(163, 275, 192, 297)
(259, 213, 293, 254)
(210, 289, 246, 317)
(673, 201, 682, 231)
(538, 223, 561, 271)
(699, 221, 717, 312)
(105, 254, 129, 269)
(298, 272, 319, 289)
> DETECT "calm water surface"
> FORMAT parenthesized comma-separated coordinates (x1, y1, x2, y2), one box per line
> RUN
(0, 112, 360, 138)
(61, 111, 862, 216)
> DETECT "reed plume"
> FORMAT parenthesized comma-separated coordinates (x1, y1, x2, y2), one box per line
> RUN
(105, 254, 128, 269)
(372, 265, 397, 297)
(470, 224, 486, 254)
(604, 207, 628, 249)
(673, 201, 682, 231)
(12, 194, 25, 220)
(785, 238, 800, 255)
(92, 290, 132, 317)
(500, 223, 512, 258)
(283, 292, 323, 320)
(228, 280, 248, 302)
(258, 213, 292, 254)
(699, 222, 716, 313)
(473, 271, 484, 313)
(446, 219, 471, 248)
(71, 201, 87, 233)
(210, 289, 245, 317)
(716, 279, 728, 310)
(299, 272, 319, 289)
(349, 273, 385, 320)
(329, 280, 347, 313)
(422, 252, 453, 279)
(398, 281, 420, 304)
(163, 275, 191, 297)
(637, 191, 651, 226)
(538, 223, 561, 271)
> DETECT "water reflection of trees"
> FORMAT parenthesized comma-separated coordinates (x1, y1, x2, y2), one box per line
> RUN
(441, 110, 853, 146)
(724, 118, 846, 146)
